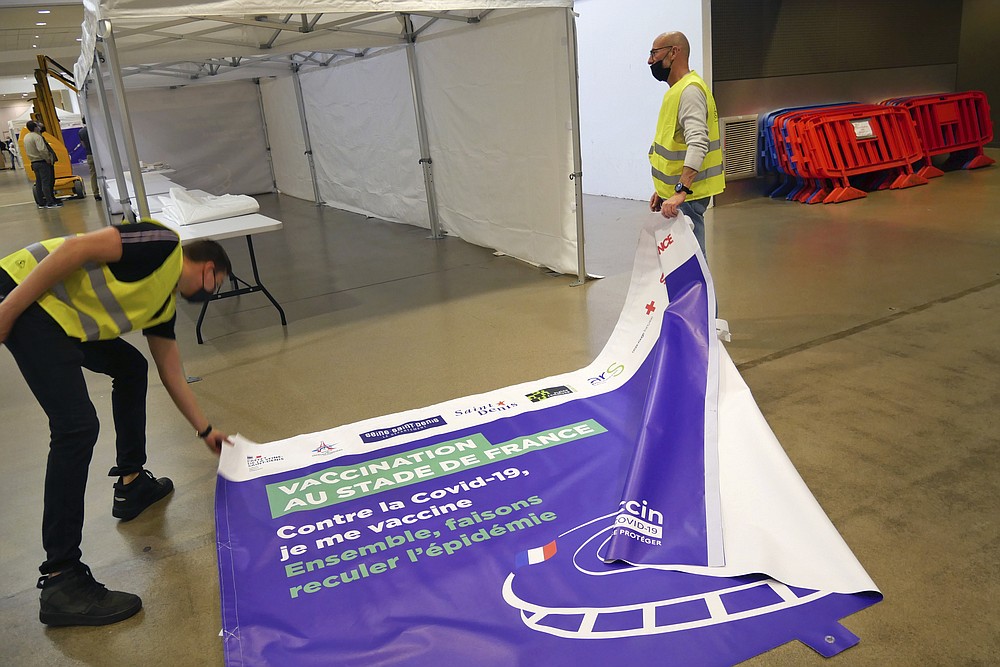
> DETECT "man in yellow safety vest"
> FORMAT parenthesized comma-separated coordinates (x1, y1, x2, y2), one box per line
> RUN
(0, 221, 232, 627)
(647, 31, 725, 259)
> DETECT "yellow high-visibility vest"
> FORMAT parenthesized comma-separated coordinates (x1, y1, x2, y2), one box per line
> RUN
(649, 71, 726, 201)
(0, 225, 182, 341)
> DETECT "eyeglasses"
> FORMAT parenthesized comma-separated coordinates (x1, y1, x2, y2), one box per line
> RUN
(649, 46, 675, 57)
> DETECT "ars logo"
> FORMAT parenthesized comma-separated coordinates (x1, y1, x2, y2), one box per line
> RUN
(588, 362, 625, 386)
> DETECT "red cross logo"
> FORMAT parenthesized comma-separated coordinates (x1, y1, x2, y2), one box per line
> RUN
(645, 301, 656, 315)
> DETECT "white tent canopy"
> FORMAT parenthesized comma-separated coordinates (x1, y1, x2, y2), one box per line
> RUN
(76, 0, 587, 278)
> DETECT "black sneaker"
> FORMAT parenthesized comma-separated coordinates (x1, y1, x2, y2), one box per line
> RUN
(112, 470, 174, 521)
(37, 564, 142, 626)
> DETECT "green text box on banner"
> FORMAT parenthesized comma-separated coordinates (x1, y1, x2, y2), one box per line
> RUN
(266, 420, 607, 518)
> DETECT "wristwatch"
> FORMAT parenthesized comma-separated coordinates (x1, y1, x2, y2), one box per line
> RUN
(674, 182, 693, 195)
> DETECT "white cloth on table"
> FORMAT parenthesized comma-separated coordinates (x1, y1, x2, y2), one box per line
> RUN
(155, 187, 260, 226)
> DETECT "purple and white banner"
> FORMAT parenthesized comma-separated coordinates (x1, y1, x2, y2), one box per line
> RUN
(606, 223, 724, 568)
(215, 216, 881, 666)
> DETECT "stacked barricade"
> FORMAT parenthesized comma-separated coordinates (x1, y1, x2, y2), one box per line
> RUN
(760, 103, 928, 204)
(880, 91, 995, 178)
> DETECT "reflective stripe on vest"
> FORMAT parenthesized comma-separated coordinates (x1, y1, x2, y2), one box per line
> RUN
(650, 163, 725, 187)
(649, 71, 726, 201)
(649, 139, 722, 163)
(24, 241, 103, 340)
(1, 228, 182, 341)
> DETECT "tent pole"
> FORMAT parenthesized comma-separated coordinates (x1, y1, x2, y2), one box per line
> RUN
(91, 48, 132, 223)
(291, 65, 323, 206)
(402, 16, 443, 239)
(98, 20, 149, 220)
(565, 8, 588, 286)
(254, 78, 278, 192)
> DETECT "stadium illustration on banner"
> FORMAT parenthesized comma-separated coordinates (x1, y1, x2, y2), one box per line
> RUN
(504, 514, 866, 653)
(215, 216, 881, 666)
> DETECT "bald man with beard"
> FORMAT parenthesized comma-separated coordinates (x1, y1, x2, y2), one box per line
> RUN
(646, 31, 725, 260)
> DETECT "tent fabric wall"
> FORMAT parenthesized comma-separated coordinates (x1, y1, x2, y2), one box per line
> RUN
(121, 81, 273, 195)
(418, 8, 578, 272)
(82, 89, 117, 197)
(260, 9, 579, 273)
(260, 76, 314, 202)
(301, 49, 428, 226)
(84, 80, 273, 196)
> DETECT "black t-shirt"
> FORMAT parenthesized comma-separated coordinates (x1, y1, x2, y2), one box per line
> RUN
(0, 222, 181, 339)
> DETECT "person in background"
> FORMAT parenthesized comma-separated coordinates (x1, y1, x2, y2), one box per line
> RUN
(5, 136, 21, 170)
(23, 121, 61, 209)
(0, 221, 232, 627)
(75, 117, 102, 201)
(0, 134, 12, 170)
(646, 31, 725, 260)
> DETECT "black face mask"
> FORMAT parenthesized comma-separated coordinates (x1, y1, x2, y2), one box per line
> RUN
(183, 287, 214, 304)
(183, 267, 221, 303)
(650, 59, 671, 83)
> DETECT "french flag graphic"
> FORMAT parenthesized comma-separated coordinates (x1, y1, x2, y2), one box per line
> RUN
(515, 540, 557, 569)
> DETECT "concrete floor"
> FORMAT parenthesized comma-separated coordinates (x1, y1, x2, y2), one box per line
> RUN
(0, 157, 997, 666)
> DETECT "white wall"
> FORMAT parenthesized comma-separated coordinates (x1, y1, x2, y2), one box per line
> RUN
(575, 0, 707, 200)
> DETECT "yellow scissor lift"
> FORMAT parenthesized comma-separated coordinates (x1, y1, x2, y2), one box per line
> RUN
(16, 55, 86, 200)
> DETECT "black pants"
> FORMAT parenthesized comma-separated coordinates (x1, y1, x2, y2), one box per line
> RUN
(1, 293, 149, 575)
(32, 160, 58, 206)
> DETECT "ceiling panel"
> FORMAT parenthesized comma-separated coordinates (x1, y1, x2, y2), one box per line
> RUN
(0, 3, 85, 82)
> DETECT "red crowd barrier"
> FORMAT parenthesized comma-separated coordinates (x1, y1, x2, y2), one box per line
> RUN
(881, 91, 995, 178)
(767, 103, 927, 204)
